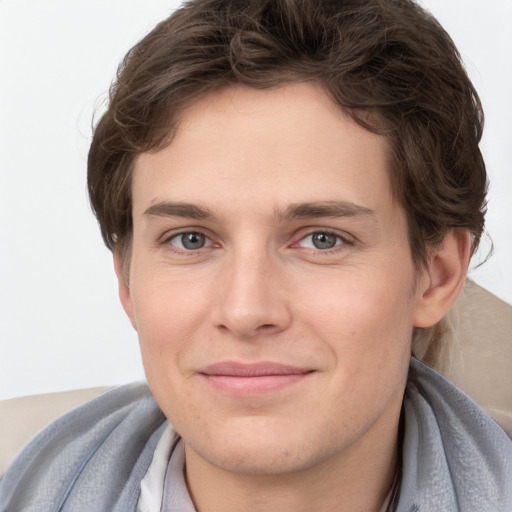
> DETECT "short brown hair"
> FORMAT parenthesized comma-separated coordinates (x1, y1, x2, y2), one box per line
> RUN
(88, 0, 487, 269)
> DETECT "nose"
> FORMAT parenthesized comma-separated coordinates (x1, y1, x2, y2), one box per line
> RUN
(212, 248, 292, 339)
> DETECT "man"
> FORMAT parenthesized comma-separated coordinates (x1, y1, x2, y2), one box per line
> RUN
(1, 0, 511, 510)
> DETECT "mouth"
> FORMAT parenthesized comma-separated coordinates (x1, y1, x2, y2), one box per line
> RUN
(198, 361, 314, 396)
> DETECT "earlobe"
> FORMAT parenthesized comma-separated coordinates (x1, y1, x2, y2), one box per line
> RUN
(113, 247, 137, 330)
(413, 229, 471, 328)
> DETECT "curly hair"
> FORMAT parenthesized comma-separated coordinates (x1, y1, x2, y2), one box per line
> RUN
(88, 0, 487, 270)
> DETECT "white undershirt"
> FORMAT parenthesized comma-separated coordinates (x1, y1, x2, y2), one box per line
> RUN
(137, 425, 195, 512)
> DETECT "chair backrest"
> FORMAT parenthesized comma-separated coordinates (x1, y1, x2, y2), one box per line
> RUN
(414, 279, 512, 436)
(0, 386, 113, 476)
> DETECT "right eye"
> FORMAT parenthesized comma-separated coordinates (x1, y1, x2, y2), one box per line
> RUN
(168, 232, 211, 251)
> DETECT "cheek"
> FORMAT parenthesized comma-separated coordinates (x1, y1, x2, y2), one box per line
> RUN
(303, 270, 414, 334)
(129, 271, 211, 378)
(297, 264, 416, 375)
(129, 280, 211, 430)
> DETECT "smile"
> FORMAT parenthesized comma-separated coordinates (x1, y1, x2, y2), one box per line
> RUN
(199, 362, 314, 395)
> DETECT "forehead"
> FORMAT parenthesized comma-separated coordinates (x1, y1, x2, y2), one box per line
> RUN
(132, 83, 395, 220)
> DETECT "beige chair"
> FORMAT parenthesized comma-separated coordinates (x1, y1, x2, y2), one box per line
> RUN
(1, 279, 511, 476)
(0, 386, 113, 476)
(414, 279, 512, 436)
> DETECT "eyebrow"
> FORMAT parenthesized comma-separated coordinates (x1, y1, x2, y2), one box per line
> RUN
(144, 202, 214, 220)
(275, 201, 377, 221)
(143, 200, 376, 222)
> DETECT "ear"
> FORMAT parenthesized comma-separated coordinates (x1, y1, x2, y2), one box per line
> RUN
(113, 246, 137, 330)
(413, 229, 471, 328)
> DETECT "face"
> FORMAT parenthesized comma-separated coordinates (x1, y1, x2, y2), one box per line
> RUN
(120, 83, 428, 477)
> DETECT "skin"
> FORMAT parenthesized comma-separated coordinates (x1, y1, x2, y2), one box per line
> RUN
(115, 82, 470, 511)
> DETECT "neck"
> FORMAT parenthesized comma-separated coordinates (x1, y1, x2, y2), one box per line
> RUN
(183, 411, 401, 512)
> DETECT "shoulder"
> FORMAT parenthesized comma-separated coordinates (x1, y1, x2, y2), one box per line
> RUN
(0, 383, 168, 512)
(400, 359, 512, 511)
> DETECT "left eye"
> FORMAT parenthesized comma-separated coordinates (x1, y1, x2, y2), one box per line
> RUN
(298, 232, 343, 250)
(169, 232, 210, 250)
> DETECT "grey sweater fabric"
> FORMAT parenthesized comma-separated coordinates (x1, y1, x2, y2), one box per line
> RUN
(1, 358, 511, 512)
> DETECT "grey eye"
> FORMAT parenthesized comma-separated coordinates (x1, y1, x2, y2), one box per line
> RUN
(311, 232, 339, 249)
(179, 232, 206, 250)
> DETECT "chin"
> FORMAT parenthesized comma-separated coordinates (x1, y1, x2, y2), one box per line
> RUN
(183, 416, 343, 477)
(191, 441, 317, 476)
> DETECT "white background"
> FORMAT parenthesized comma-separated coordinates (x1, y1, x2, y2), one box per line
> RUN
(0, 0, 510, 400)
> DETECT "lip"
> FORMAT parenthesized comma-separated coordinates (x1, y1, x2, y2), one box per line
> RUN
(198, 361, 314, 396)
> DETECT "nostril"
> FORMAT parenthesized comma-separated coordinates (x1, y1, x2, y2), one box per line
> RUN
(259, 324, 277, 331)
